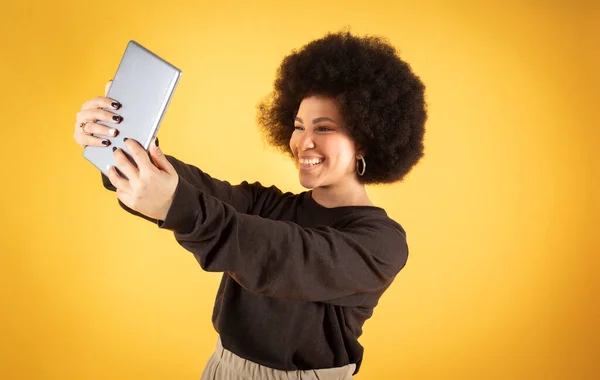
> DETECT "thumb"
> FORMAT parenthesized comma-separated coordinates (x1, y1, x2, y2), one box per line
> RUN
(104, 80, 113, 97)
(149, 137, 175, 174)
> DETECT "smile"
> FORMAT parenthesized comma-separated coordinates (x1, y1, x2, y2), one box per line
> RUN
(298, 158, 324, 171)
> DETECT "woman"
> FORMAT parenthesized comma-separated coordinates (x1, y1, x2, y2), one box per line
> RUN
(73, 31, 427, 379)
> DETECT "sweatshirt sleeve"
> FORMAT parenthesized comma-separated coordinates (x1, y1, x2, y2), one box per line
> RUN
(101, 154, 279, 219)
(157, 174, 409, 302)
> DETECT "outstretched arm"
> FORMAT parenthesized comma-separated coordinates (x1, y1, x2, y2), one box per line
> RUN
(102, 153, 287, 221)
(159, 175, 409, 302)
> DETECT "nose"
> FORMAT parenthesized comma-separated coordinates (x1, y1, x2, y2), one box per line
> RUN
(296, 131, 315, 151)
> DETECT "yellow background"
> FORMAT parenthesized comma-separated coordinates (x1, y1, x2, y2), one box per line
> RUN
(1, 0, 597, 379)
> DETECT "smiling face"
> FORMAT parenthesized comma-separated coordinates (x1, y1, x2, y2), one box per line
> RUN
(289, 96, 361, 190)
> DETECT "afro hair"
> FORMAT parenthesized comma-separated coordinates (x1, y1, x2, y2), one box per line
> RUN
(256, 30, 427, 184)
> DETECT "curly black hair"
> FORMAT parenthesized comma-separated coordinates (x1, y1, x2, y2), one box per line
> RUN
(256, 30, 427, 184)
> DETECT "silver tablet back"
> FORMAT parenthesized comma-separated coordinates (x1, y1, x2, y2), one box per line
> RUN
(83, 40, 181, 178)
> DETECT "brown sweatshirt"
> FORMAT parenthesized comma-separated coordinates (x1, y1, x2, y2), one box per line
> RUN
(101, 155, 408, 374)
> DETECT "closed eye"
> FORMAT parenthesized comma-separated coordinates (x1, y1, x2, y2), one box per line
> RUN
(317, 126, 333, 132)
(293, 125, 334, 132)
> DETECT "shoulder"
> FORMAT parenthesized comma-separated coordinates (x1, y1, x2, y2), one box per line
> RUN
(326, 205, 406, 237)
(343, 211, 407, 244)
(334, 210, 409, 259)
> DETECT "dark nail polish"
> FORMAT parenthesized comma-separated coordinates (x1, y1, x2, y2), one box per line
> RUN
(111, 102, 121, 109)
(102, 140, 110, 146)
(155, 137, 159, 147)
(123, 137, 129, 142)
(112, 146, 117, 152)
(112, 115, 121, 122)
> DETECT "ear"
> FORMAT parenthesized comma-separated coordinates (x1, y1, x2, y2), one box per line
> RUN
(355, 144, 367, 158)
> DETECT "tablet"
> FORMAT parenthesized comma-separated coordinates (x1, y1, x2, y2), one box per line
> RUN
(83, 40, 182, 179)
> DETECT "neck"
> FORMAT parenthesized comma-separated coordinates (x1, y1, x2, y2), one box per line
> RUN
(310, 180, 373, 208)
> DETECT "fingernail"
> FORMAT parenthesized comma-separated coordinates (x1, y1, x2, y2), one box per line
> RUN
(155, 137, 159, 147)
(110, 129, 118, 137)
(111, 101, 121, 109)
(112, 146, 117, 152)
(123, 138, 128, 142)
(102, 140, 110, 146)
(112, 115, 122, 122)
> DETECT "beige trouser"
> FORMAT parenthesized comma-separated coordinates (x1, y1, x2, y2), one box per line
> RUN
(200, 337, 356, 380)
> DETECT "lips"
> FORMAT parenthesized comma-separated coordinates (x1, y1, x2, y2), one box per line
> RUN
(300, 162, 321, 170)
(298, 158, 324, 171)
(298, 157, 323, 163)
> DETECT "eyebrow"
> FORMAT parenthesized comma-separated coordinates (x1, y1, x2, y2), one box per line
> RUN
(294, 117, 337, 124)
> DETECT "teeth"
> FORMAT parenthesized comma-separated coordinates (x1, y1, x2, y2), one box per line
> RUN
(299, 158, 323, 165)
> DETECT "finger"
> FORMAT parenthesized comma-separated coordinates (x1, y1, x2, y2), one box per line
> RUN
(80, 95, 122, 112)
(105, 80, 113, 97)
(113, 147, 139, 181)
(76, 108, 123, 127)
(74, 128, 112, 148)
(148, 137, 175, 174)
(124, 138, 154, 172)
(77, 121, 119, 138)
(106, 164, 129, 191)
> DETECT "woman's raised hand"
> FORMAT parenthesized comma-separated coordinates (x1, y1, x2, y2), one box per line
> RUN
(73, 80, 122, 149)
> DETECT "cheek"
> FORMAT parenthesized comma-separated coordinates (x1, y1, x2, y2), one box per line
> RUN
(325, 142, 355, 166)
